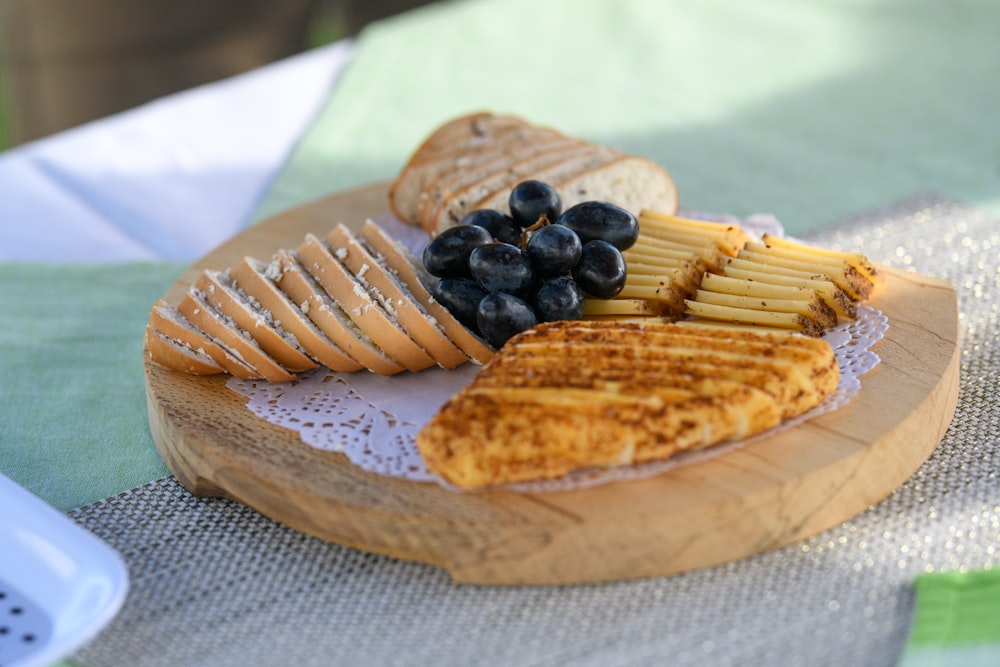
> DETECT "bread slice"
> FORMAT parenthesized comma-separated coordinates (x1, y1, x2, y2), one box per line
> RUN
(389, 114, 533, 221)
(359, 220, 494, 365)
(229, 257, 364, 373)
(416, 320, 839, 488)
(147, 299, 261, 380)
(415, 134, 585, 228)
(296, 236, 438, 372)
(177, 289, 296, 383)
(430, 143, 618, 233)
(461, 145, 623, 229)
(144, 326, 224, 375)
(553, 155, 679, 219)
(271, 248, 405, 376)
(392, 123, 551, 224)
(325, 224, 467, 369)
(193, 270, 317, 373)
(404, 112, 529, 167)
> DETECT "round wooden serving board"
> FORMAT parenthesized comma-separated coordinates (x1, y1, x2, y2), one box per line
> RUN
(145, 182, 960, 585)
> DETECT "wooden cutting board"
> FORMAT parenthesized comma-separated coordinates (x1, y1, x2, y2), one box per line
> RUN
(144, 182, 960, 585)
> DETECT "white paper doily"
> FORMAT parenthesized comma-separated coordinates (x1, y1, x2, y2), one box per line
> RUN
(226, 305, 887, 491)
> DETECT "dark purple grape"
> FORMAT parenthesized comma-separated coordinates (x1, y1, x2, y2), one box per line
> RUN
(469, 242, 536, 296)
(431, 278, 488, 332)
(460, 209, 522, 246)
(533, 276, 585, 322)
(476, 292, 538, 349)
(508, 180, 562, 228)
(556, 201, 638, 251)
(572, 240, 627, 299)
(422, 224, 493, 278)
(525, 224, 582, 276)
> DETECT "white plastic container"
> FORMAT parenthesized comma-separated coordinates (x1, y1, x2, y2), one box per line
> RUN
(0, 473, 128, 666)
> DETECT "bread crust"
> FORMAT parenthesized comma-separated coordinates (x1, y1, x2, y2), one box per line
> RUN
(144, 326, 224, 375)
(389, 113, 532, 222)
(426, 143, 608, 233)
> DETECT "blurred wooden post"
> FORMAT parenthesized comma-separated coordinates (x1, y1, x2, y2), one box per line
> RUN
(0, 0, 317, 145)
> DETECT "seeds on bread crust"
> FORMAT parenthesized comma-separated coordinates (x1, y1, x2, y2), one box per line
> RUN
(297, 234, 437, 373)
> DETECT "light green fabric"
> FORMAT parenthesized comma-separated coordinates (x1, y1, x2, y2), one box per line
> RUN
(899, 569, 1000, 666)
(0, 263, 179, 511)
(257, 0, 1000, 236)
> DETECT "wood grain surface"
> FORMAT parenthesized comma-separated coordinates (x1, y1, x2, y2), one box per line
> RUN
(144, 182, 961, 585)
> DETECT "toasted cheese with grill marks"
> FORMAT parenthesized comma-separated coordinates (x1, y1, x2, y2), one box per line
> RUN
(416, 320, 840, 488)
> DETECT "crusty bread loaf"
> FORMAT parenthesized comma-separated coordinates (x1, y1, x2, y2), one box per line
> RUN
(432, 144, 619, 232)
(416, 320, 839, 488)
(390, 112, 680, 235)
(553, 155, 679, 219)
(457, 144, 622, 229)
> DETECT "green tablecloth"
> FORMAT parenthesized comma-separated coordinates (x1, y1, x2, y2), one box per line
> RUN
(258, 0, 1000, 235)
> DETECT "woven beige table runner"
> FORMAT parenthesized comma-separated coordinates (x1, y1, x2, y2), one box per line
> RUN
(70, 194, 999, 667)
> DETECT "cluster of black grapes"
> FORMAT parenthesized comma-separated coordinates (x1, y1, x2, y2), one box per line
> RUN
(422, 180, 638, 349)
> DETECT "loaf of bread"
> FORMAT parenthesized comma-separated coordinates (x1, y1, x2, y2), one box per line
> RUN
(145, 220, 493, 381)
(389, 112, 680, 235)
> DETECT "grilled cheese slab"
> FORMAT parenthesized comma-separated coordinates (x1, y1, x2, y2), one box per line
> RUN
(417, 320, 840, 488)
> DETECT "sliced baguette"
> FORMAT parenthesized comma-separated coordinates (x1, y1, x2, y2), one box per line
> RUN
(325, 224, 467, 369)
(147, 299, 261, 380)
(194, 270, 317, 373)
(229, 257, 364, 373)
(144, 326, 224, 375)
(177, 289, 296, 383)
(297, 234, 436, 372)
(358, 220, 495, 365)
(272, 249, 405, 376)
